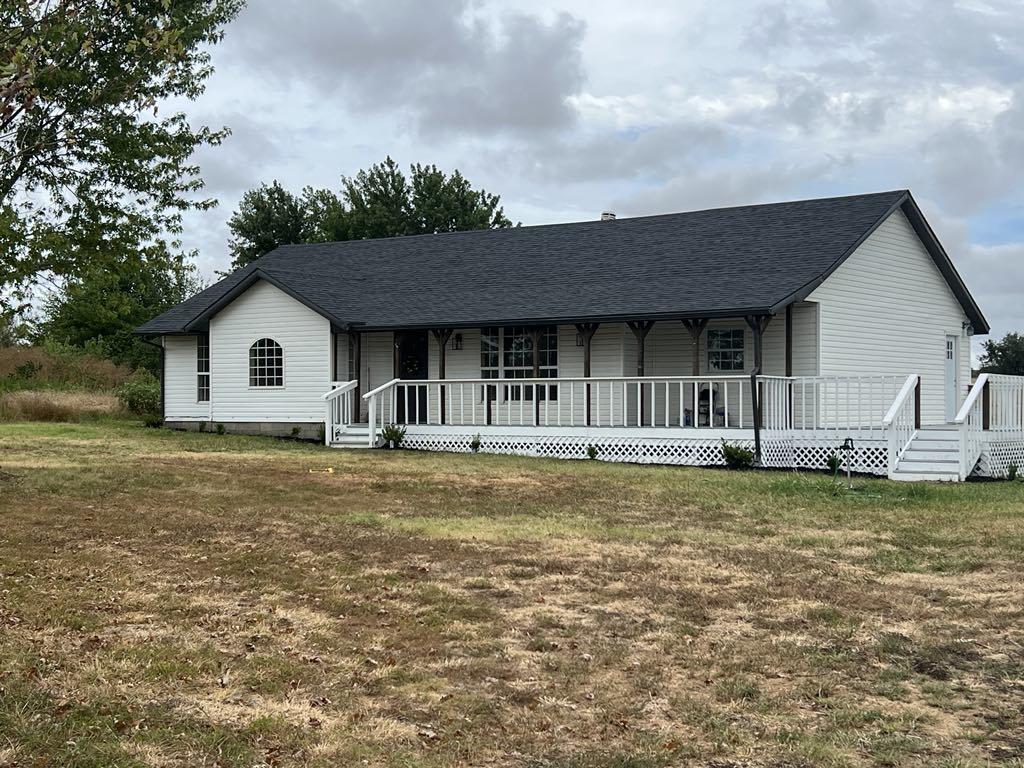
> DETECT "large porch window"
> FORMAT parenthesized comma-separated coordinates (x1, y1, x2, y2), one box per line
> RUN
(480, 326, 558, 400)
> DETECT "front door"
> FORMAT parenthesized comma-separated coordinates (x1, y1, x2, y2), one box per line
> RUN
(397, 331, 429, 424)
(945, 334, 959, 422)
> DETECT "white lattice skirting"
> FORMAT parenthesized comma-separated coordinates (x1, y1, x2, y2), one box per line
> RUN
(978, 437, 1024, 479)
(398, 427, 889, 476)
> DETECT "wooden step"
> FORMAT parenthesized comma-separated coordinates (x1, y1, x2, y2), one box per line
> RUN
(891, 470, 961, 482)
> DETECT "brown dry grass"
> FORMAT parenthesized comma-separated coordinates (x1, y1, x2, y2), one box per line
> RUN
(0, 345, 131, 390)
(0, 420, 1021, 767)
(0, 389, 123, 422)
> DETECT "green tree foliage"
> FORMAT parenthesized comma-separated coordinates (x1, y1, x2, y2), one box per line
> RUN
(227, 157, 514, 269)
(0, 0, 242, 305)
(978, 332, 1024, 375)
(35, 255, 203, 372)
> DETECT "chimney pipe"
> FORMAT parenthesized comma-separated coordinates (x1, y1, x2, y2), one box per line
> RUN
(600, 211, 616, 221)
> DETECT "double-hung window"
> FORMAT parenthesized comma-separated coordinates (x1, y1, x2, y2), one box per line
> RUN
(197, 334, 210, 402)
(707, 329, 745, 372)
(480, 326, 558, 400)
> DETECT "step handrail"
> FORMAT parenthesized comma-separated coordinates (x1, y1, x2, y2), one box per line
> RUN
(321, 379, 358, 400)
(953, 373, 989, 424)
(882, 374, 920, 426)
(361, 378, 401, 400)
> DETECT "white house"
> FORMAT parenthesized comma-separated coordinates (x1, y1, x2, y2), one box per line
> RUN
(137, 190, 1024, 481)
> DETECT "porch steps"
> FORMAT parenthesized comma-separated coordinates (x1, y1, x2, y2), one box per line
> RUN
(890, 425, 962, 482)
(329, 425, 374, 449)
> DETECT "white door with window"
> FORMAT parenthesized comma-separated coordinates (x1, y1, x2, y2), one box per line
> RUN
(945, 334, 959, 422)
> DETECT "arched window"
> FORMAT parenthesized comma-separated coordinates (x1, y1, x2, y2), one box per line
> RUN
(249, 338, 283, 387)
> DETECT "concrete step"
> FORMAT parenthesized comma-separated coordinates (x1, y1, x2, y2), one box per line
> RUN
(891, 470, 961, 482)
(901, 450, 961, 462)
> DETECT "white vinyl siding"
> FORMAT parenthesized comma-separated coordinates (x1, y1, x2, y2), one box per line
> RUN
(808, 208, 971, 425)
(209, 280, 330, 421)
(163, 335, 209, 420)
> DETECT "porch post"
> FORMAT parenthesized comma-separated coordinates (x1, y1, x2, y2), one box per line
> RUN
(627, 321, 655, 425)
(430, 329, 453, 424)
(349, 330, 361, 421)
(681, 318, 708, 376)
(530, 326, 542, 426)
(575, 323, 600, 426)
(745, 314, 772, 465)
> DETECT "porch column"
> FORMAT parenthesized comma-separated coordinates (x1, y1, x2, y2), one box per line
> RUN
(744, 314, 772, 465)
(681, 318, 708, 376)
(529, 326, 542, 426)
(349, 330, 362, 421)
(627, 321, 655, 425)
(574, 323, 600, 426)
(430, 328, 453, 424)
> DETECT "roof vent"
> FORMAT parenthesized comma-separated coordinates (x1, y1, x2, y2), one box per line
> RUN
(600, 211, 616, 221)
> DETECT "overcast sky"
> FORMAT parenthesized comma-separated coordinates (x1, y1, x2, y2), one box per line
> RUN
(178, 0, 1024, 351)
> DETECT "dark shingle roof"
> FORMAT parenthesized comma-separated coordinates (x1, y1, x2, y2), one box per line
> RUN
(136, 190, 989, 334)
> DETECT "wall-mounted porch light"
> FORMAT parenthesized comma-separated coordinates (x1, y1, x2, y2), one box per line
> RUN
(962, 321, 975, 336)
(575, 332, 584, 347)
(452, 333, 463, 350)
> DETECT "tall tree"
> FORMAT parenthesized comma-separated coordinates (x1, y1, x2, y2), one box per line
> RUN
(1, 0, 242, 306)
(979, 332, 1024, 375)
(226, 157, 514, 269)
(36, 253, 202, 372)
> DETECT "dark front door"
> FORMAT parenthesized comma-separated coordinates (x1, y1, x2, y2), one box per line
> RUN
(397, 331, 429, 424)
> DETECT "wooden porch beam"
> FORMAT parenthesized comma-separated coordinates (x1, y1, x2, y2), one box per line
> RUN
(626, 320, 655, 376)
(681, 318, 708, 376)
(785, 304, 793, 377)
(575, 323, 600, 425)
(349, 330, 361, 421)
(430, 329, 453, 424)
(744, 314, 773, 465)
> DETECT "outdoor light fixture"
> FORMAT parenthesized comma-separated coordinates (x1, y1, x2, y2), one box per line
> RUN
(452, 333, 463, 350)
(576, 332, 584, 347)
(962, 321, 975, 336)
(839, 437, 855, 489)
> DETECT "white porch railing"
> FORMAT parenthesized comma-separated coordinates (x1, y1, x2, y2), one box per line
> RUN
(986, 374, 1024, 435)
(953, 373, 988, 480)
(363, 376, 750, 442)
(322, 380, 358, 445)
(881, 374, 920, 476)
(759, 375, 904, 433)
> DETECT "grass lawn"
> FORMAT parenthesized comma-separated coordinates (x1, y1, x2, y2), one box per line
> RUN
(0, 420, 1021, 767)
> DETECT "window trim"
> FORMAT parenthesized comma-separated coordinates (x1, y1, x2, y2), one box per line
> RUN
(480, 326, 558, 401)
(248, 337, 285, 389)
(196, 333, 210, 403)
(706, 328, 746, 372)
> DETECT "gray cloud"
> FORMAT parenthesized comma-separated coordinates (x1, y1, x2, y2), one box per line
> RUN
(226, 0, 585, 137)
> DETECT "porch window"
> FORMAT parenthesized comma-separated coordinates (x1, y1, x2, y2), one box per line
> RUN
(197, 333, 210, 402)
(707, 329, 744, 372)
(480, 326, 558, 400)
(249, 338, 284, 387)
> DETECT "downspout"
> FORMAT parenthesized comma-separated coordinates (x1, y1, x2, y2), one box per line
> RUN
(139, 336, 165, 421)
(744, 315, 771, 466)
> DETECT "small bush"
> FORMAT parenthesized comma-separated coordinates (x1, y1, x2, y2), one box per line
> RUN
(290, 426, 302, 439)
(215, 423, 225, 435)
(115, 370, 160, 415)
(469, 433, 481, 453)
(826, 452, 842, 478)
(380, 423, 406, 448)
(143, 415, 163, 429)
(586, 444, 599, 460)
(1007, 463, 1018, 482)
(721, 440, 754, 470)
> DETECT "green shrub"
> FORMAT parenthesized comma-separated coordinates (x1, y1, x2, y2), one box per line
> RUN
(586, 444, 599, 460)
(115, 370, 160, 415)
(380, 423, 406, 448)
(469, 433, 481, 453)
(215, 423, 225, 435)
(1008, 463, 1018, 482)
(143, 415, 163, 429)
(826, 452, 842, 479)
(721, 441, 754, 470)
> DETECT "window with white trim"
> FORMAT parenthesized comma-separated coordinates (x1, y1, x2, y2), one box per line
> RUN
(480, 326, 557, 400)
(197, 333, 210, 402)
(249, 338, 283, 387)
(707, 329, 745, 372)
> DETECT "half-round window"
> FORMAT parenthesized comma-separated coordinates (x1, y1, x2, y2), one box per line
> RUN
(249, 338, 283, 387)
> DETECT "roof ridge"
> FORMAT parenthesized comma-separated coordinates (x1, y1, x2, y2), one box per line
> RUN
(266, 189, 910, 252)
